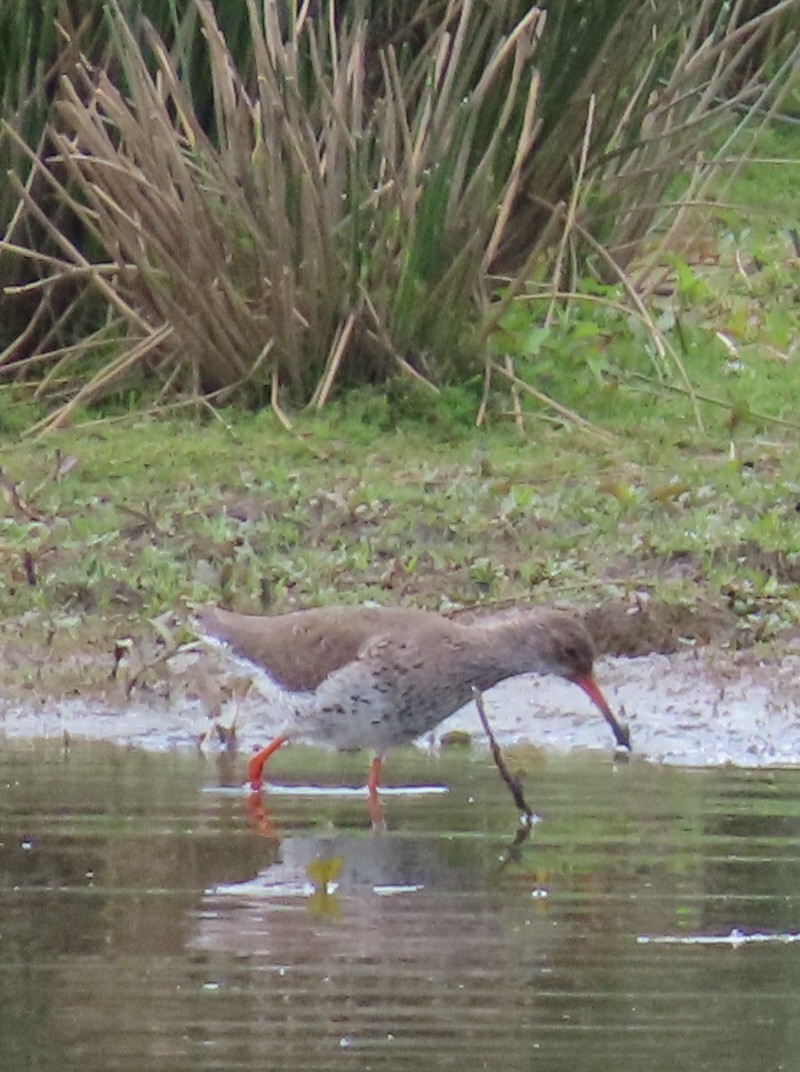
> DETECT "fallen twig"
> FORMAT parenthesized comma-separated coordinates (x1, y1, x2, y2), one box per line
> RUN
(471, 684, 533, 821)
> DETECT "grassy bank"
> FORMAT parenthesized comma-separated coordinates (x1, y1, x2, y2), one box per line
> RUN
(2, 120, 800, 702)
(1, 380, 799, 698)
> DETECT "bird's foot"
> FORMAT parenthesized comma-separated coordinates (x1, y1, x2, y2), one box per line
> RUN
(246, 763, 264, 793)
(246, 755, 267, 789)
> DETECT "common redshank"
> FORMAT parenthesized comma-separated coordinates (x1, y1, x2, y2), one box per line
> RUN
(195, 604, 629, 794)
(195, 608, 630, 793)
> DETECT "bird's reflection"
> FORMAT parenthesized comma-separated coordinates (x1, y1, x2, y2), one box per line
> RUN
(192, 823, 541, 959)
(244, 791, 282, 841)
(245, 784, 392, 836)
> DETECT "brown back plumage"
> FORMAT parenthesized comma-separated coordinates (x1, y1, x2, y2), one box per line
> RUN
(195, 604, 461, 692)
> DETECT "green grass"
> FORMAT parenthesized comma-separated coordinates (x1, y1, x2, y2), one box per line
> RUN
(2, 118, 800, 698)
(2, 376, 800, 627)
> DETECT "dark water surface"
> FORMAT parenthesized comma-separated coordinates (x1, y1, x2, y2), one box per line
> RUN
(2, 741, 800, 1071)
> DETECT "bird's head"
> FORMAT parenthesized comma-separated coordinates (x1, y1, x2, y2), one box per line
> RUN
(528, 612, 631, 751)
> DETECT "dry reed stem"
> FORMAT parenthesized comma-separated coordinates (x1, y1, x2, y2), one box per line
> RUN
(28, 325, 173, 438)
(546, 93, 596, 326)
(3, 0, 795, 430)
(489, 360, 614, 441)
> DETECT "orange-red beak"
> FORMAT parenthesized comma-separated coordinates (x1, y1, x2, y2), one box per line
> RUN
(575, 675, 630, 750)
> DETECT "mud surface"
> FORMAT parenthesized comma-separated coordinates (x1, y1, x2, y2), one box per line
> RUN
(2, 613, 799, 770)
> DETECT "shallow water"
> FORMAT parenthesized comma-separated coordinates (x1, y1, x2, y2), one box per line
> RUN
(2, 741, 800, 1071)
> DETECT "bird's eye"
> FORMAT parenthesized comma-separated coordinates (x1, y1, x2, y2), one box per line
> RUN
(563, 644, 579, 661)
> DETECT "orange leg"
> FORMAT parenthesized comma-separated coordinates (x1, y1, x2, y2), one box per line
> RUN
(247, 734, 289, 790)
(367, 754, 383, 796)
(367, 754, 385, 831)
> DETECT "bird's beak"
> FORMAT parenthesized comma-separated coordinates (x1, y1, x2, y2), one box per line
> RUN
(575, 675, 631, 751)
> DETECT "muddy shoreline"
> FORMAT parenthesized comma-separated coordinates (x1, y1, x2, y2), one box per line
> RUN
(1, 597, 797, 769)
